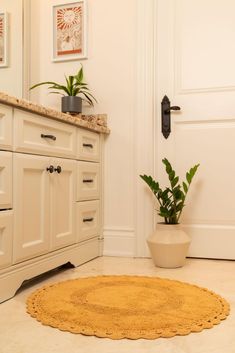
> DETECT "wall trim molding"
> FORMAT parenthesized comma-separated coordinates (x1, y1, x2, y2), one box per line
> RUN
(103, 228, 135, 257)
(22, 0, 31, 99)
(134, 0, 156, 257)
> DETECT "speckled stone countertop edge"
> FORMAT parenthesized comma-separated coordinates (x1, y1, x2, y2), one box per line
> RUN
(0, 91, 110, 134)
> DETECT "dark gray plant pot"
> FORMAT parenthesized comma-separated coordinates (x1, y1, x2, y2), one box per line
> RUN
(61, 96, 82, 114)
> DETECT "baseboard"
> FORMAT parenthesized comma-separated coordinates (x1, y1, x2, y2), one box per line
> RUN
(103, 228, 135, 257)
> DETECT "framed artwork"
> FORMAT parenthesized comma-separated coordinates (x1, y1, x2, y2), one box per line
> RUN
(0, 12, 8, 67)
(52, 1, 87, 62)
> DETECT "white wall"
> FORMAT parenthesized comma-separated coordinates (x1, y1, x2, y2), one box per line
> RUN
(0, 0, 23, 97)
(29, 0, 137, 256)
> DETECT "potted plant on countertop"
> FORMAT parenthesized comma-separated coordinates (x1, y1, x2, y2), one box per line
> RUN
(30, 65, 97, 114)
(140, 158, 199, 268)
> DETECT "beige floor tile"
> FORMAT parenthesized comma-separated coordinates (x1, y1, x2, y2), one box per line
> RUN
(0, 257, 235, 353)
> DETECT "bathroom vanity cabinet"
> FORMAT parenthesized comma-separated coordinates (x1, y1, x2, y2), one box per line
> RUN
(0, 94, 109, 302)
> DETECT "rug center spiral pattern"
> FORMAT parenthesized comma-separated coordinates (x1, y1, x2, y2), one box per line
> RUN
(71, 281, 181, 315)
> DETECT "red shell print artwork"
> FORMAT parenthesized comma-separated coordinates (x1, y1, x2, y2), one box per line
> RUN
(56, 4, 83, 56)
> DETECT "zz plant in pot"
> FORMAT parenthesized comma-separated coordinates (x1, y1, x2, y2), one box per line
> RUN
(140, 158, 199, 268)
(30, 65, 97, 114)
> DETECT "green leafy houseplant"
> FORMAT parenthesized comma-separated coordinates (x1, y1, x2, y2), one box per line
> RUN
(30, 65, 97, 106)
(140, 158, 199, 224)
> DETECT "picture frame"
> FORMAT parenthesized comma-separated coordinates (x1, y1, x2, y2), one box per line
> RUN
(52, 1, 87, 62)
(0, 12, 8, 68)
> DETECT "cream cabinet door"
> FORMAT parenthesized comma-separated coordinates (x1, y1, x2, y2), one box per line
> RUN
(0, 211, 13, 269)
(0, 151, 12, 209)
(13, 154, 50, 263)
(0, 104, 13, 150)
(50, 158, 76, 250)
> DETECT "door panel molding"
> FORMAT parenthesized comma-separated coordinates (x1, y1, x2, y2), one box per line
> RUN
(184, 224, 235, 259)
(174, 0, 235, 94)
(134, 0, 156, 257)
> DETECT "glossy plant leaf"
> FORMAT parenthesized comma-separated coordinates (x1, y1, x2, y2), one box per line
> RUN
(183, 182, 188, 193)
(140, 158, 200, 224)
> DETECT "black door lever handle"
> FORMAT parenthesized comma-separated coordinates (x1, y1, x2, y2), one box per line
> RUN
(164, 106, 181, 113)
(161, 95, 181, 139)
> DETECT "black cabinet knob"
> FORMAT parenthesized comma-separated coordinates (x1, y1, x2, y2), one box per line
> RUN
(54, 166, 62, 174)
(46, 165, 54, 173)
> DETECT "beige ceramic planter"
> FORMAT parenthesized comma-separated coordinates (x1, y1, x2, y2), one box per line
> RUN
(147, 223, 191, 268)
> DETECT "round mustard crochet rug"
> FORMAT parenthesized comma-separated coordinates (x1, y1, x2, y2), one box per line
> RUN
(26, 275, 229, 339)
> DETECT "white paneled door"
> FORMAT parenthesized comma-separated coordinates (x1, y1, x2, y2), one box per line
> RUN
(156, 0, 235, 259)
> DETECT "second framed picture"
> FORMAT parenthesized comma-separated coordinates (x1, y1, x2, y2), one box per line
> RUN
(0, 12, 8, 67)
(52, 1, 87, 62)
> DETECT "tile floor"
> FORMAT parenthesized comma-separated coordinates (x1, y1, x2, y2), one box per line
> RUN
(0, 256, 235, 353)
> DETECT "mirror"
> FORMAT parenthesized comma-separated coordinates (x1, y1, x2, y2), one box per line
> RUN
(0, 0, 30, 99)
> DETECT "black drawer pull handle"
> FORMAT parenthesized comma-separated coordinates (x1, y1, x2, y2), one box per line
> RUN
(83, 179, 94, 183)
(41, 134, 56, 141)
(54, 166, 62, 174)
(83, 143, 93, 148)
(46, 165, 54, 173)
(83, 217, 94, 222)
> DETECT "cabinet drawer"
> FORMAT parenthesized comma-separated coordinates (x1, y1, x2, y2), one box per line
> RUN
(77, 200, 100, 242)
(13, 109, 76, 158)
(0, 211, 13, 270)
(77, 161, 100, 201)
(0, 104, 13, 150)
(0, 151, 12, 209)
(77, 128, 100, 161)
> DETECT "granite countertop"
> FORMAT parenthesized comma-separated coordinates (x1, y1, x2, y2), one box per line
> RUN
(0, 91, 110, 134)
